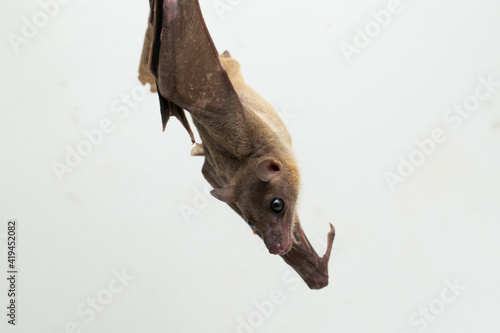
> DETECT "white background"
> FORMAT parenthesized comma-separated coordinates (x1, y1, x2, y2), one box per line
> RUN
(1, 0, 499, 332)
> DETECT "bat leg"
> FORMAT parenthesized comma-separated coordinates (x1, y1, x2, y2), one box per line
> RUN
(191, 143, 205, 156)
(281, 222, 335, 289)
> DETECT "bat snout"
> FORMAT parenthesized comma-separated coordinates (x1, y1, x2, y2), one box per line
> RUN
(264, 224, 292, 255)
(266, 239, 292, 255)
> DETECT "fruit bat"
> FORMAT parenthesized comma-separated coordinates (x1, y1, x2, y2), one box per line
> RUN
(138, 0, 335, 289)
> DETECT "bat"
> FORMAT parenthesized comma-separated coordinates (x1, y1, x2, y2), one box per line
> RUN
(138, 0, 335, 289)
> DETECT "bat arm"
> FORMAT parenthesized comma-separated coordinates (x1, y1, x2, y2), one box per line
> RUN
(281, 220, 335, 290)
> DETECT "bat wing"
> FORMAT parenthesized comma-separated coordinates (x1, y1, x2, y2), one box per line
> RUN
(282, 221, 335, 289)
(139, 0, 243, 142)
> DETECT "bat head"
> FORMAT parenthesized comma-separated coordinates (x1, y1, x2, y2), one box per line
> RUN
(211, 158, 299, 255)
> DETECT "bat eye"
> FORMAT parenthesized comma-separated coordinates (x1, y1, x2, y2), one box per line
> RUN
(271, 198, 284, 213)
(247, 220, 256, 228)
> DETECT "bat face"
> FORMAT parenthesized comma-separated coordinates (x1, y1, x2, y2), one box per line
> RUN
(240, 178, 297, 255)
(243, 198, 295, 255)
(212, 158, 299, 255)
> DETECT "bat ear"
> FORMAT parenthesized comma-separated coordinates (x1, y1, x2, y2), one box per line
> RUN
(256, 159, 282, 182)
(211, 185, 237, 203)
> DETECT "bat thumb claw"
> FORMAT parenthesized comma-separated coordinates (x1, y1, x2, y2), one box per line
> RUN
(321, 223, 335, 262)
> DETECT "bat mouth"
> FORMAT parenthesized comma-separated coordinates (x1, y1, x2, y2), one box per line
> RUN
(267, 240, 292, 255)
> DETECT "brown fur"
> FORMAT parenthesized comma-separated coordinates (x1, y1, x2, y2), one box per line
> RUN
(138, 0, 334, 289)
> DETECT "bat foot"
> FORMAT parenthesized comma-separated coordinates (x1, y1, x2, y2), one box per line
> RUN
(191, 143, 205, 156)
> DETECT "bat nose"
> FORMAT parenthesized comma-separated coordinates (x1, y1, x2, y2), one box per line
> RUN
(268, 241, 291, 255)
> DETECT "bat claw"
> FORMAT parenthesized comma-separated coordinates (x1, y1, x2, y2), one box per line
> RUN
(322, 223, 335, 261)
